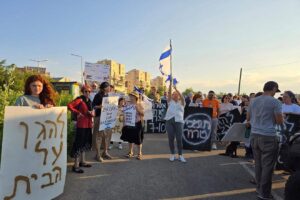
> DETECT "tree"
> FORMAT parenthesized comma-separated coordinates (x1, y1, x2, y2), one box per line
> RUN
(182, 87, 195, 97)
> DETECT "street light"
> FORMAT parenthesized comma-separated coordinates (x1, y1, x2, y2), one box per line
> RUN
(30, 59, 48, 67)
(70, 53, 83, 84)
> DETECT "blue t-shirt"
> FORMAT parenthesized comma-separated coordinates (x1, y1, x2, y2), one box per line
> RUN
(248, 95, 282, 136)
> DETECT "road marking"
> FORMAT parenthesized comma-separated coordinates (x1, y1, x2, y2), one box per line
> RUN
(77, 174, 110, 180)
(161, 182, 284, 200)
(238, 161, 284, 200)
(220, 161, 249, 166)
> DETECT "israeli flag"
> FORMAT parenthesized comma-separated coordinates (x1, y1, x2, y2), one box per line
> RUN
(159, 45, 172, 76)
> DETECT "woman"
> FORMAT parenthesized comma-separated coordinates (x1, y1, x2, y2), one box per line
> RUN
(15, 74, 57, 108)
(121, 91, 144, 160)
(219, 95, 235, 115)
(282, 91, 300, 114)
(92, 82, 112, 162)
(67, 85, 94, 173)
(165, 85, 186, 163)
(189, 93, 203, 107)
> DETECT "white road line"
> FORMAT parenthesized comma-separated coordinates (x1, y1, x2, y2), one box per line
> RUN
(238, 161, 283, 200)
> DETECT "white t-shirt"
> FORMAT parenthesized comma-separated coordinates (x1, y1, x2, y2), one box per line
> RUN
(219, 103, 235, 115)
(282, 103, 300, 114)
(165, 100, 185, 123)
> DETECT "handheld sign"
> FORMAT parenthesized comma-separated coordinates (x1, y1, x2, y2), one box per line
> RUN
(221, 123, 248, 142)
(84, 62, 110, 83)
(183, 107, 213, 151)
(217, 108, 241, 140)
(99, 96, 119, 131)
(146, 102, 167, 133)
(123, 105, 136, 127)
(0, 107, 67, 200)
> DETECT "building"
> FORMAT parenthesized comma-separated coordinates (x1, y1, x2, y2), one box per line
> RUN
(16, 66, 50, 76)
(125, 69, 151, 93)
(97, 59, 126, 93)
(51, 81, 80, 98)
(151, 76, 166, 91)
(52, 77, 71, 82)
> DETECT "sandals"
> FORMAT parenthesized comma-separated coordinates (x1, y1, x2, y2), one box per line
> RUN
(72, 166, 84, 174)
(137, 154, 143, 160)
(79, 162, 92, 168)
(125, 152, 134, 158)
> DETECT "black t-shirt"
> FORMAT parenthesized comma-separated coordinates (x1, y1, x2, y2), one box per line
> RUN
(92, 92, 108, 117)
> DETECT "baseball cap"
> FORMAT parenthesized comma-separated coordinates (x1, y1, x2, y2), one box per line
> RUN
(263, 81, 281, 93)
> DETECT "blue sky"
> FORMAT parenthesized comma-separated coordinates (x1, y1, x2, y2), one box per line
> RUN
(1, 0, 300, 94)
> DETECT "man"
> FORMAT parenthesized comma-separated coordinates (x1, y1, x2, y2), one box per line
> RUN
(247, 81, 283, 200)
(89, 82, 99, 102)
(202, 90, 220, 150)
(228, 93, 238, 105)
(185, 92, 193, 107)
(148, 86, 161, 103)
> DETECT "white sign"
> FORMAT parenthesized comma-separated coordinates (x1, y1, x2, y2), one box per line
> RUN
(0, 106, 67, 200)
(142, 95, 153, 121)
(123, 105, 136, 127)
(221, 123, 247, 142)
(99, 97, 119, 131)
(84, 62, 110, 83)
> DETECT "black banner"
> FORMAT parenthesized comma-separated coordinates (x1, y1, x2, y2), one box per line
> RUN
(276, 114, 300, 170)
(182, 107, 213, 151)
(146, 102, 167, 133)
(217, 109, 241, 140)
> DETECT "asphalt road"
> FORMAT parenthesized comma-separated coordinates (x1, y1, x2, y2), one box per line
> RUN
(55, 134, 287, 200)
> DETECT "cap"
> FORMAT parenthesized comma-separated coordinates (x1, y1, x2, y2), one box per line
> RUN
(100, 82, 110, 90)
(129, 91, 139, 99)
(263, 81, 281, 93)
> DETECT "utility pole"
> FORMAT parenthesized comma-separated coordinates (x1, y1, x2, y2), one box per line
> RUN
(238, 68, 242, 96)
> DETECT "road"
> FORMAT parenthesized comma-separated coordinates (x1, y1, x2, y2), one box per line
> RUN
(55, 134, 288, 200)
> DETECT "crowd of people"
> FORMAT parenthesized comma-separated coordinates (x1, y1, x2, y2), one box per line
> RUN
(14, 75, 300, 200)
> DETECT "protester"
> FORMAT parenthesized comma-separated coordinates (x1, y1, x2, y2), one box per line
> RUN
(92, 81, 113, 162)
(228, 93, 238, 106)
(121, 91, 144, 160)
(161, 91, 168, 102)
(219, 95, 235, 115)
(247, 81, 283, 200)
(189, 93, 203, 107)
(249, 92, 256, 100)
(219, 94, 239, 157)
(109, 97, 125, 150)
(164, 84, 186, 162)
(148, 86, 161, 103)
(203, 91, 220, 150)
(240, 95, 253, 158)
(67, 85, 94, 173)
(15, 74, 57, 108)
(282, 91, 300, 114)
(89, 82, 98, 102)
(185, 92, 193, 106)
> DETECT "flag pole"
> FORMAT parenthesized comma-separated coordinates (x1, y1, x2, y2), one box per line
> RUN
(170, 39, 173, 91)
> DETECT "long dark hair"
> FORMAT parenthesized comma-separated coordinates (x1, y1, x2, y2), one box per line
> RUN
(24, 75, 58, 106)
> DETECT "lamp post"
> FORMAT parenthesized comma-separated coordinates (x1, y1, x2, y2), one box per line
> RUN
(30, 59, 48, 67)
(70, 53, 83, 84)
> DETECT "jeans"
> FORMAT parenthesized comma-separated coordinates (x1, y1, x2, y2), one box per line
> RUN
(166, 118, 184, 155)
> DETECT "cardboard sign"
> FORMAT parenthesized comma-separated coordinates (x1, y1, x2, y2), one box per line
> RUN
(221, 123, 248, 142)
(99, 96, 119, 131)
(146, 102, 167, 133)
(0, 107, 67, 200)
(182, 107, 213, 151)
(84, 62, 110, 83)
(123, 105, 136, 127)
(217, 108, 241, 140)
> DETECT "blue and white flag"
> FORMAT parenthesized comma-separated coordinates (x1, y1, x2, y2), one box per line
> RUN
(159, 45, 172, 76)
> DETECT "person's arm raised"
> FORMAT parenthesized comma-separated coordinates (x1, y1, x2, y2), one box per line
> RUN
(174, 86, 185, 106)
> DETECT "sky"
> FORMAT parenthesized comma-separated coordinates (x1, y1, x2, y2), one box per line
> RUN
(1, 0, 300, 94)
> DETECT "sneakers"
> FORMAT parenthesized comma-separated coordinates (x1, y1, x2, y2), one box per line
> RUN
(212, 143, 217, 150)
(118, 144, 123, 150)
(178, 155, 187, 163)
(108, 144, 113, 150)
(257, 195, 274, 200)
(169, 155, 176, 162)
